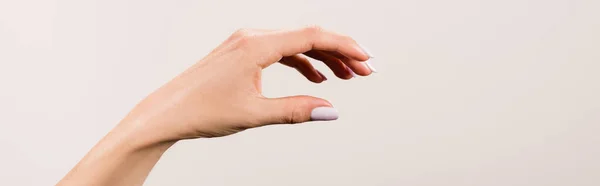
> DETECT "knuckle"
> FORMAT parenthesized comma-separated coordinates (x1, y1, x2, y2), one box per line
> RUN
(281, 113, 295, 124)
(290, 103, 311, 124)
(281, 102, 305, 124)
(233, 33, 258, 48)
(280, 103, 296, 124)
(232, 28, 251, 38)
(303, 25, 324, 35)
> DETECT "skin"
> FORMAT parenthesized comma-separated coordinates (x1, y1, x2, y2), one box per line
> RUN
(56, 26, 373, 186)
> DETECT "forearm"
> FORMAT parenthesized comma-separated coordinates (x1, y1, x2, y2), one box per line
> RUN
(57, 123, 175, 186)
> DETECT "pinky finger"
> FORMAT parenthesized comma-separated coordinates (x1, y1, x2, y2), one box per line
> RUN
(279, 55, 327, 83)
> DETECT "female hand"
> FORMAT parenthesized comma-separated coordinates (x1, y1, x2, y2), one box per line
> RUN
(57, 26, 375, 186)
(120, 26, 375, 145)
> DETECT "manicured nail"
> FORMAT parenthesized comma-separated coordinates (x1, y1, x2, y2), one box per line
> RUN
(358, 44, 377, 73)
(359, 44, 375, 58)
(350, 70, 358, 78)
(310, 107, 339, 121)
(346, 66, 357, 78)
(365, 59, 377, 73)
(316, 70, 327, 81)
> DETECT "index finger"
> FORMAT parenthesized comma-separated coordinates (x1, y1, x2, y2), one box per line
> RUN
(257, 26, 371, 68)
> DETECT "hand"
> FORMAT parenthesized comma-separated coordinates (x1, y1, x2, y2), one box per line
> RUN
(118, 26, 375, 144)
(58, 26, 376, 186)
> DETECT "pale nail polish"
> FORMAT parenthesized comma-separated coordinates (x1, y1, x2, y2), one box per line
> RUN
(310, 107, 339, 121)
(350, 70, 358, 78)
(346, 66, 357, 78)
(365, 59, 377, 73)
(359, 44, 375, 58)
(359, 45, 377, 73)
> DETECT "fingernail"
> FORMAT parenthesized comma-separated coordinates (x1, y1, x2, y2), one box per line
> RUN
(316, 70, 327, 81)
(310, 107, 339, 121)
(346, 66, 357, 78)
(350, 70, 358, 78)
(358, 44, 377, 73)
(365, 59, 377, 73)
(359, 44, 375, 58)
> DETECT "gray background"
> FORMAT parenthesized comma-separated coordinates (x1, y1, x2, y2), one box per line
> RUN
(1, 0, 599, 185)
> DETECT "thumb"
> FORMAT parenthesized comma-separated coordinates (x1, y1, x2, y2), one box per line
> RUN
(257, 95, 339, 125)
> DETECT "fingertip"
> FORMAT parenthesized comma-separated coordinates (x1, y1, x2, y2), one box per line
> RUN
(341, 66, 355, 80)
(364, 59, 377, 73)
(356, 62, 374, 76)
(308, 76, 325, 83)
(316, 70, 328, 82)
(358, 44, 375, 58)
(351, 45, 372, 61)
(350, 69, 358, 78)
(310, 107, 339, 121)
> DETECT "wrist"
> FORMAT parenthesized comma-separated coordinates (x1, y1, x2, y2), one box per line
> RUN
(107, 120, 178, 153)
